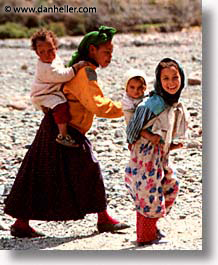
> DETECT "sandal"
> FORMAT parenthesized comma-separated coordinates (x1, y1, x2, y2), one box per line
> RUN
(56, 134, 79, 147)
(97, 222, 130, 233)
(10, 225, 45, 238)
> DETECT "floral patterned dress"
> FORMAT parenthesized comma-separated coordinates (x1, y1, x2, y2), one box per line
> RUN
(125, 137, 179, 219)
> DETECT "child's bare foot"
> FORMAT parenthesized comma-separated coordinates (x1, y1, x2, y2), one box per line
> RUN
(56, 134, 79, 147)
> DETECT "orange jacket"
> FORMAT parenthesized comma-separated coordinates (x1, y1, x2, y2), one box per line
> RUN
(63, 64, 123, 134)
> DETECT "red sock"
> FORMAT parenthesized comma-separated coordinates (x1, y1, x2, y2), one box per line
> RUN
(97, 210, 119, 224)
(136, 212, 158, 243)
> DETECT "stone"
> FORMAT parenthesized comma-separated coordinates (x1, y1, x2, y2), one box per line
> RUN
(6, 103, 27, 111)
(190, 111, 198, 117)
(177, 168, 187, 175)
(21, 64, 28, 70)
(188, 78, 201, 86)
(0, 220, 8, 231)
(186, 142, 200, 149)
(114, 129, 123, 138)
(0, 185, 4, 196)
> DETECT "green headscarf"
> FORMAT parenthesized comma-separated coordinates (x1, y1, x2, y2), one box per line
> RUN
(68, 25, 116, 66)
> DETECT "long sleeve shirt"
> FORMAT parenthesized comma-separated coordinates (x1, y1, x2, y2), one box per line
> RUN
(63, 65, 123, 134)
(31, 55, 75, 110)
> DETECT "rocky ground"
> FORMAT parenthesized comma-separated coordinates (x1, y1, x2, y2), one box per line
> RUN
(0, 30, 202, 250)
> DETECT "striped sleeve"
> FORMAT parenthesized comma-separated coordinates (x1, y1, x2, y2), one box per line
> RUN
(126, 105, 154, 144)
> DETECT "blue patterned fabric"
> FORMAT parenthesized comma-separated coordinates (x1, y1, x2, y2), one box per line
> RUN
(126, 93, 167, 144)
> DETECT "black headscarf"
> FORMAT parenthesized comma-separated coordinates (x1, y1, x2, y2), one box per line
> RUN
(154, 58, 186, 106)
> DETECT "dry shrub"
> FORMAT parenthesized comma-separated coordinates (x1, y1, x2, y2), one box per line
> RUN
(0, 0, 202, 38)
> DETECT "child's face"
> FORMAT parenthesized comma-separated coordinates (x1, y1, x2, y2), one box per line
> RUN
(126, 78, 146, 99)
(89, 41, 113, 68)
(160, 66, 181, 94)
(36, 37, 56, 63)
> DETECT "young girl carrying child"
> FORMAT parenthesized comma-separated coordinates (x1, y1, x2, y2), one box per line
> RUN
(31, 29, 89, 147)
(4, 26, 129, 238)
(125, 58, 188, 246)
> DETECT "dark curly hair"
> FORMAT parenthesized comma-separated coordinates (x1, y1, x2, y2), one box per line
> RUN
(31, 28, 58, 51)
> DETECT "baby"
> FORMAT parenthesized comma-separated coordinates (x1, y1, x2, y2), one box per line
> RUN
(121, 68, 156, 150)
(121, 68, 147, 124)
(30, 29, 89, 147)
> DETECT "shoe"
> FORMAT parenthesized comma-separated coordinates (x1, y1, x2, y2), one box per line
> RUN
(10, 225, 45, 238)
(137, 237, 169, 247)
(157, 229, 166, 239)
(137, 241, 154, 246)
(56, 134, 79, 147)
(137, 238, 161, 247)
(97, 222, 130, 233)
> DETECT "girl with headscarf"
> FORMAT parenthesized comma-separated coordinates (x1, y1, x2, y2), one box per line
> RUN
(4, 26, 129, 238)
(121, 68, 148, 125)
(125, 58, 188, 246)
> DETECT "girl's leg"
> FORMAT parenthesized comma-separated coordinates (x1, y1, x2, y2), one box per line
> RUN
(53, 103, 69, 137)
(52, 103, 70, 125)
(53, 104, 77, 147)
(57, 123, 68, 137)
(53, 103, 79, 147)
(136, 211, 159, 245)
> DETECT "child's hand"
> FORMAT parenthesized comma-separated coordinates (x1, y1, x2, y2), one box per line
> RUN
(140, 130, 162, 145)
(150, 134, 161, 145)
(169, 142, 183, 151)
(72, 61, 91, 73)
(41, 106, 49, 114)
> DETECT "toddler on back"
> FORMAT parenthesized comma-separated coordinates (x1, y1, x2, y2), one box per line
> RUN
(30, 29, 89, 147)
(121, 68, 156, 149)
(121, 68, 147, 125)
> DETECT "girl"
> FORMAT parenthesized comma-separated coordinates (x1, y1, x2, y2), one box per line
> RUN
(4, 26, 129, 238)
(125, 58, 188, 246)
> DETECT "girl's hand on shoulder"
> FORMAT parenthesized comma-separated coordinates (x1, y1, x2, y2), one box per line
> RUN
(128, 143, 132, 151)
(72, 61, 92, 73)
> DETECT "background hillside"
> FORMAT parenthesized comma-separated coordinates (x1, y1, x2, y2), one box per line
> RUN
(0, 0, 201, 38)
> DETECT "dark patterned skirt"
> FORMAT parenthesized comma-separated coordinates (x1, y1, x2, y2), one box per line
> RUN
(4, 112, 107, 221)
